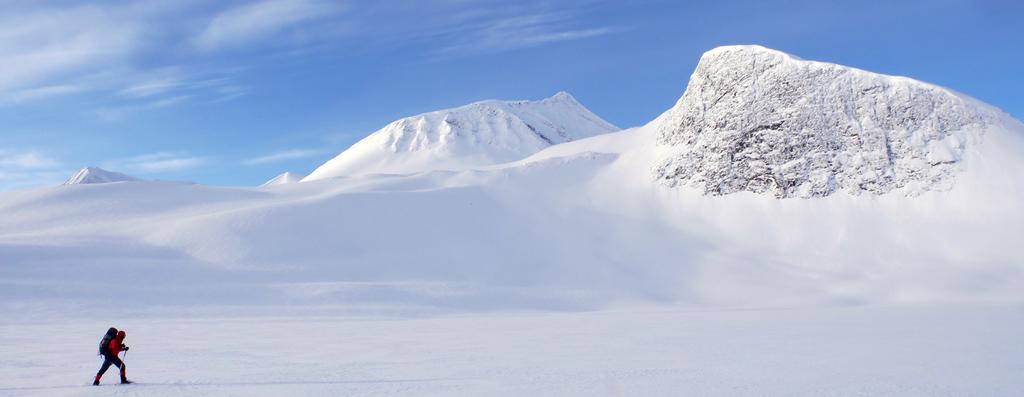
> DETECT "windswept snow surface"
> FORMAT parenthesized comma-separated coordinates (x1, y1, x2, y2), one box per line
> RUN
(303, 91, 618, 180)
(2, 46, 1024, 395)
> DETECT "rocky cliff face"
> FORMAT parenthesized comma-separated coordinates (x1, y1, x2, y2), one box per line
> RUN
(654, 45, 997, 198)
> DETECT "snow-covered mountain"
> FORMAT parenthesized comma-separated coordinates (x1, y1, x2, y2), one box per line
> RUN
(63, 167, 138, 185)
(303, 92, 618, 180)
(653, 45, 1002, 198)
(2, 46, 1023, 317)
(261, 171, 304, 186)
(4, 45, 1023, 397)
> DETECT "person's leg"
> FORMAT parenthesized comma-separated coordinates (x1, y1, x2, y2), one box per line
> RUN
(110, 356, 129, 383)
(95, 357, 113, 385)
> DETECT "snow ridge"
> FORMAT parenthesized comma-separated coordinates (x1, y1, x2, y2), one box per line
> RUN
(63, 167, 138, 185)
(654, 45, 999, 198)
(304, 92, 618, 180)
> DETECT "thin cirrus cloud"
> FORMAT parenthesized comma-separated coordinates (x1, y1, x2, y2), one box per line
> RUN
(0, 149, 66, 190)
(120, 77, 184, 99)
(194, 0, 345, 51)
(243, 149, 325, 165)
(436, 12, 624, 55)
(0, 1, 618, 106)
(0, 84, 89, 105)
(103, 152, 207, 174)
(93, 95, 193, 122)
(0, 2, 244, 107)
(0, 4, 140, 97)
(0, 149, 62, 170)
(105, 70, 250, 118)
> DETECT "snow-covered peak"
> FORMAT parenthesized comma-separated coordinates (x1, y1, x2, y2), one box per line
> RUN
(699, 44, 804, 62)
(537, 90, 580, 106)
(63, 167, 138, 185)
(260, 171, 304, 187)
(303, 92, 618, 180)
(654, 45, 1002, 198)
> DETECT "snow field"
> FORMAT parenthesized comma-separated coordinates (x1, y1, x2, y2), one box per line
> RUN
(1, 305, 1022, 396)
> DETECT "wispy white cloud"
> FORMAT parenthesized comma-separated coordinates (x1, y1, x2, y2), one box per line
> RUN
(103, 152, 207, 173)
(436, 12, 623, 55)
(207, 85, 250, 104)
(0, 5, 141, 95)
(195, 0, 345, 51)
(0, 3, 250, 108)
(243, 148, 325, 165)
(148, 95, 192, 108)
(0, 149, 62, 169)
(0, 84, 88, 105)
(112, 68, 251, 113)
(0, 1, 618, 108)
(0, 149, 67, 191)
(93, 94, 195, 121)
(345, 1, 624, 57)
(0, 169, 71, 191)
(120, 77, 183, 98)
(92, 107, 133, 123)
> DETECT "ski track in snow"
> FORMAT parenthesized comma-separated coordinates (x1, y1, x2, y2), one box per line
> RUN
(1, 305, 1022, 397)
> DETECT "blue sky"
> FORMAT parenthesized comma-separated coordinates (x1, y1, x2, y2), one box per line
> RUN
(1, 0, 1021, 190)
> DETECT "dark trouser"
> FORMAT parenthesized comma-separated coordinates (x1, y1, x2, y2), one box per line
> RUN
(96, 354, 125, 380)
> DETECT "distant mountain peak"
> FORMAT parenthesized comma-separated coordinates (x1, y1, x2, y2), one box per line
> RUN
(304, 91, 618, 180)
(654, 45, 999, 198)
(261, 171, 304, 187)
(700, 44, 803, 61)
(64, 167, 138, 185)
(545, 91, 578, 103)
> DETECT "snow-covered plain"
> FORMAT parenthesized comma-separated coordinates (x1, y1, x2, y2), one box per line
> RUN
(3, 305, 1023, 396)
(2, 46, 1024, 395)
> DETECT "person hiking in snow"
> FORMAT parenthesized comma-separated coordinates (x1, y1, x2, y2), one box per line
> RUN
(94, 328, 132, 385)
